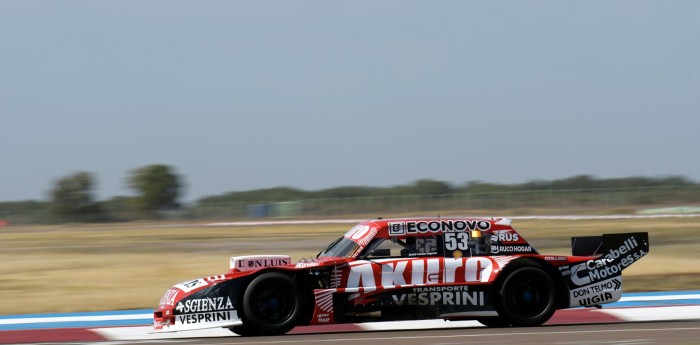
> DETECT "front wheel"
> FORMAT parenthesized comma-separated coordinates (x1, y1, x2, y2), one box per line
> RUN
(496, 266, 556, 327)
(477, 316, 511, 327)
(228, 325, 259, 336)
(241, 272, 302, 335)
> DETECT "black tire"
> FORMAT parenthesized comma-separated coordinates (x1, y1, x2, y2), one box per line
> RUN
(476, 316, 511, 327)
(496, 266, 556, 327)
(241, 272, 302, 335)
(228, 325, 260, 337)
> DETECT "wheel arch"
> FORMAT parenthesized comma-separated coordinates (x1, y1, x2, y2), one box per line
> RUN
(495, 257, 570, 310)
(236, 268, 316, 327)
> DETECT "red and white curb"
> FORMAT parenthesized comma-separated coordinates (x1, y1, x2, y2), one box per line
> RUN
(2, 305, 699, 344)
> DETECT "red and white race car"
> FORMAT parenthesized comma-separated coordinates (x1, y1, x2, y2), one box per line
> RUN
(153, 217, 649, 336)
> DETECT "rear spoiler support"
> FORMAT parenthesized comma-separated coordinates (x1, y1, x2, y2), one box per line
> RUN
(571, 232, 649, 259)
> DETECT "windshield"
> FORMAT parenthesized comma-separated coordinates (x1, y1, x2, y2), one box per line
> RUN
(317, 237, 359, 258)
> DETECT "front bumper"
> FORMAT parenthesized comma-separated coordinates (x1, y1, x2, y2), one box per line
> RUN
(154, 309, 243, 332)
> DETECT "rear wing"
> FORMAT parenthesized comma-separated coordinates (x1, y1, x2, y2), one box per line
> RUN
(568, 232, 649, 301)
(567, 232, 649, 307)
(572, 232, 649, 262)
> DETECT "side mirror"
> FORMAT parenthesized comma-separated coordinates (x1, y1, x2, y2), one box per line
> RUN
(370, 248, 391, 257)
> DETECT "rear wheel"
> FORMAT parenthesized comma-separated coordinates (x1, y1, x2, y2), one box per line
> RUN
(240, 272, 302, 335)
(496, 266, 556, 327)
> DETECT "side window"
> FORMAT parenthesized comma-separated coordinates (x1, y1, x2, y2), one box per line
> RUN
(442, 231, 493, 257)
(363, 236, 443, 259)
(415, 236, 441, 255)
(364, 238, 403, 259)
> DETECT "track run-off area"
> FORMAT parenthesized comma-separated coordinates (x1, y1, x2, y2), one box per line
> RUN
(3, 214, 700, 344)
(138, 321, 700, 345)
(1, 290, 699, 344)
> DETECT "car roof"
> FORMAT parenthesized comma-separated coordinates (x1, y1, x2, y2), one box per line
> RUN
(352, 217, 515, 239)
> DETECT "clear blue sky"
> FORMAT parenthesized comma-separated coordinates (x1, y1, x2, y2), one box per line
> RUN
(1, 1, 698, 202)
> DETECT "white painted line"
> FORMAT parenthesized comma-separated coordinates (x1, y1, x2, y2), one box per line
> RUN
(3, 293, 698, 327)
(93, 306, 700, 341)
(151, 326, 700, 344)
(2, 295, 697, 340)
(0, 313, 153, 325)
(597, 305, 700, 322)
(619, 294, 700, 302)
(94, 326, 233, 340)
(359, 319, 482, 331)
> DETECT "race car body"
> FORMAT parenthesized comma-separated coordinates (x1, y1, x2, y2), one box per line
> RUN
(153, 217, 649, 335)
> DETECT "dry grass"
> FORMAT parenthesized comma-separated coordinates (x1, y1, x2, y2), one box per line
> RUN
(1, 218, 699, 315)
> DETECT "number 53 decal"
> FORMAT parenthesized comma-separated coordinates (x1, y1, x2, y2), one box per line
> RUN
(444, 232, 469, 250)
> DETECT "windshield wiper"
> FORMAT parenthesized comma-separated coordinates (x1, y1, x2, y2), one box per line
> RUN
(317, 237, 342, 258)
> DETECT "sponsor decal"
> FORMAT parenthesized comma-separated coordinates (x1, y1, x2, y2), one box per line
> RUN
(444, 232, 470, 251)
(571, 278, 621, 298)
(391, 286, 485, 306)
(577, 292, 615, 306)
(314, 290, 335, 313)
(406, 251, 438, 257)
(559, 265, 571, 276)
(230, 255, 292, 271)
(296, 261, 321, 268)
(240, 258, 289, 268)
(174, 279, 208, 293)
(344, 225, 378, 247)
(388, 220, 491, 236)
(176, 296, 234, 313)
(491, 230, 520, 242)
(490, 245, 534, 254)
(205, 275, 226, 283)
(571, 236, 647, 286)
(312, 290, 335, 324)
(159, 289, 179, 306)
(347, 257, 494, 288)
(176, 311, 235, 325)
(349, 245, 364, 258)
(545, 256, 567, 261)
(348, 225, 371, 240)
(570, 276, 622, 307)
(415, 237, 439, 254)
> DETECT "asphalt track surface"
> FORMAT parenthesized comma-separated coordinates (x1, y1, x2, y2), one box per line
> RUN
(85, 320, 700, 345)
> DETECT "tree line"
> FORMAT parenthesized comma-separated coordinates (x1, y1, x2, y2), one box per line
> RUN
(0, 164, 181, 223)
(198, 175, 695, 205)
(0, 169, 696, 224)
